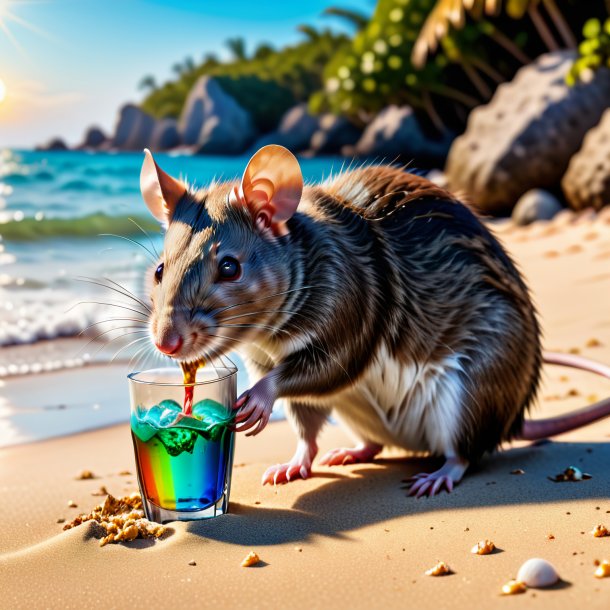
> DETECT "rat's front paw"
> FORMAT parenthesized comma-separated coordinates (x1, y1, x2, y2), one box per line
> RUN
(233, 376, 277, 437)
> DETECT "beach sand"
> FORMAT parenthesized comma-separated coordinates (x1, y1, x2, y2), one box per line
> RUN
(1, 208, 610, 609)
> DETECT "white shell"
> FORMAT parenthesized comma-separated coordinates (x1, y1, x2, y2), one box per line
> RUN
(516, 558, 560, 588)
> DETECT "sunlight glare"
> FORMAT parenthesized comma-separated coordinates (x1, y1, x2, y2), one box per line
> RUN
(0, 78, 6, 104)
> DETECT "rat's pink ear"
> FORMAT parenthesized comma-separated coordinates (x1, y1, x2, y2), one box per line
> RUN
(140, 149, 187, 224)
(231, 145, 303, 235)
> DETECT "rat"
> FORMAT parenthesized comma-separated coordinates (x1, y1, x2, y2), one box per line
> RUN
(139, 144, 610, 497)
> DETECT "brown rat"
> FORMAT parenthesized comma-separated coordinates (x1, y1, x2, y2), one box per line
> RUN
(139, 145, 610, 497)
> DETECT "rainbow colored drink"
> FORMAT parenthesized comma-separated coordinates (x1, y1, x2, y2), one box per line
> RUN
(128, 366, 237, 522)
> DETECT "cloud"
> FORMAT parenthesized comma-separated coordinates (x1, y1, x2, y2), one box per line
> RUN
(9, 80, 85, 107)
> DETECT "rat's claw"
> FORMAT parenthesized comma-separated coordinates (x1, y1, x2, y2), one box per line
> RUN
(404, 457, 468, 498)
(318, 443, 382, 466)
(245, 412, 270, 437)
(262, 462, 310, 485)
(235, 406, 264, 433)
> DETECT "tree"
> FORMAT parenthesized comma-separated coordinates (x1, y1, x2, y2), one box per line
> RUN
(413, 0, 579, 67)
(226, 37, 247, 61)
(298, 24, 321, 41)
(253, 43, 275, 60)
(322, 6, 370, 31)
(138, 75, 157, 92)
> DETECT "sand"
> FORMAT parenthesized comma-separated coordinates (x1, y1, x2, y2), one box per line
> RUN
(1, 208, 610, 609)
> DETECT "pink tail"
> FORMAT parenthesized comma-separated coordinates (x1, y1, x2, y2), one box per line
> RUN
(518, 351, 610, 441)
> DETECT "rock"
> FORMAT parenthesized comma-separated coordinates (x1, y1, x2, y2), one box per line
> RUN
(79, 126, 107, 149)
(562, 108, 610, 210)
(179, 76, 255, 155)
(512, 189, 563, 225)
(309, 115, 360, 155)
(112, 104, 156, 151)
(251, 104, 320, 153)
(349, 105, 453, 163)
(149, 118, 181, 151)
(36, 138, 68, 151)
(446, 51, 610, 214)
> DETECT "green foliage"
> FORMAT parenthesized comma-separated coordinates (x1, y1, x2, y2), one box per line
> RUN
(314, 0, 515, 132)
(140, 31, 349, 133)
(567, 17, 610, 85)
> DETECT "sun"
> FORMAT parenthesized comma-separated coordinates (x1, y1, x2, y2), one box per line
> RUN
(0, 78, 5, 104)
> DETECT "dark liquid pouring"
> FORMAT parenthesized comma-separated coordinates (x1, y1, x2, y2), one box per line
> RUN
(180, 360, 204, 416)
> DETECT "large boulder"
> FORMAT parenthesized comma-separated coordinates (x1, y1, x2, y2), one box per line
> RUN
(36, 138, 68, 151)
(446, 51, 610, 214)
(562, 108, 610, 210)
(179, 76, 255, 154)
(251, 104, 320, 153)
(309, 115, 361, 155)
(149, 118, 181, 151)
(348, 105, 453, 163)
(78, 126, 107, 149)
(112, 104, 156, 151)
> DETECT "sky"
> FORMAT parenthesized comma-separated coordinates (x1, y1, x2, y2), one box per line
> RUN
(0, 0, 374, 148)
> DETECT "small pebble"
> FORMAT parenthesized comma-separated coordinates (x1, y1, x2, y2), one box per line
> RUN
(501, 580, 527, 595)
(471, 539, 495, 555)
(586, 338, 602, 348)
(425, 561, 451, 576)
(188, 560, 196, 566)
(547, 534, 555, 540)
(592, 524, 610, 538)
(67, 500, 77, 508)
(241, 551, 261, 567)
(594, 560, 610, 578)
(56, 518, 65, 524)
(510, 469, 525, 475)
(75, 470, 95, 480)
(118, 470, 132, 476)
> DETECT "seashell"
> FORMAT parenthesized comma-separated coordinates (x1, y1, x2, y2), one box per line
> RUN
(516, 558, 560, 588)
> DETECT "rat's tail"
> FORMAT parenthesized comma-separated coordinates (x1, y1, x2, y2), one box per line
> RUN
(518, 352, 610, 441)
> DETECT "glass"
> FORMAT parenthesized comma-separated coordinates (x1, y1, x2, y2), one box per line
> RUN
(128, 365, 237, 523)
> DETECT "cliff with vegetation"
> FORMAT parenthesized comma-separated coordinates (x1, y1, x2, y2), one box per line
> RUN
(43, 0, 610, 216)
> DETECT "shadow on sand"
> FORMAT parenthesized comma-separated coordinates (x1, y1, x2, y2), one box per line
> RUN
(186, 440, 609, 546)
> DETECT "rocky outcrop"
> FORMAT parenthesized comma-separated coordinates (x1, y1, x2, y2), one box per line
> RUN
(252, 104, 320, 152)
(512, 189, 563, 225)
(149, 119, 181, 151)
(446, 51, 610, 214)
(309, 115, 360, 155)
(179, 76, 255, 154)
(562, 108, 610, 210)
(348, 105, 453, 163)
(112, 104, 156, 151)
(36, 138, 68, 151)
(78, 126, 107, 150)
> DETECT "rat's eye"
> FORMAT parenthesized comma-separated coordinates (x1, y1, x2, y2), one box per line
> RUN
(218, 256, 241, 281)
(155, 263, 164, 284)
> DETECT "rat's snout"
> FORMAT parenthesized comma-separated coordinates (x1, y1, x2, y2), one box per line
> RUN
(154, 329, 183, 355)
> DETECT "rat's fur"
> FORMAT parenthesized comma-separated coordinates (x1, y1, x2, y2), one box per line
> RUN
(148, 164, 541, 474)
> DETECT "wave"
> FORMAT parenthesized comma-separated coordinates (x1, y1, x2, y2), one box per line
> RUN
(0, 213, 161, 241)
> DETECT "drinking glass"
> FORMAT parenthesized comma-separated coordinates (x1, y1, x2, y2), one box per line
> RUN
(128, 365, 237, 522)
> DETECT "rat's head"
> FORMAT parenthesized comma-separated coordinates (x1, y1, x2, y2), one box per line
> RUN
(140, 145, 303, 363)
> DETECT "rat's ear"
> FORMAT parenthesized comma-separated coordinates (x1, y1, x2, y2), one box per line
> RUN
(231, 145, 303, 236)
(140, 149, 187, 224)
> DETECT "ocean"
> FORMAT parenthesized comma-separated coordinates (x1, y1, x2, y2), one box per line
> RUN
(0, 149, 335, 446)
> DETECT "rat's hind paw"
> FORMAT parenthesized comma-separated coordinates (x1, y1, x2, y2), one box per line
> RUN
(402, 457, 469, 498)
(318, 442, 382, 466)
(262, 462, 310, 486)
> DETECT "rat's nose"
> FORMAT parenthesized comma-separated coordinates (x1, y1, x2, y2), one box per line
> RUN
(155, 332, 183, 355)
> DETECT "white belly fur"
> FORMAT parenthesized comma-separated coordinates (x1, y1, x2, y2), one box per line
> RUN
(315, 344, 465, 456)
(243, 343, 466, 457)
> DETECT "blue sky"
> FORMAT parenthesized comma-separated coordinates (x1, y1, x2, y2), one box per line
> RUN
(0, 0, 374, 147)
